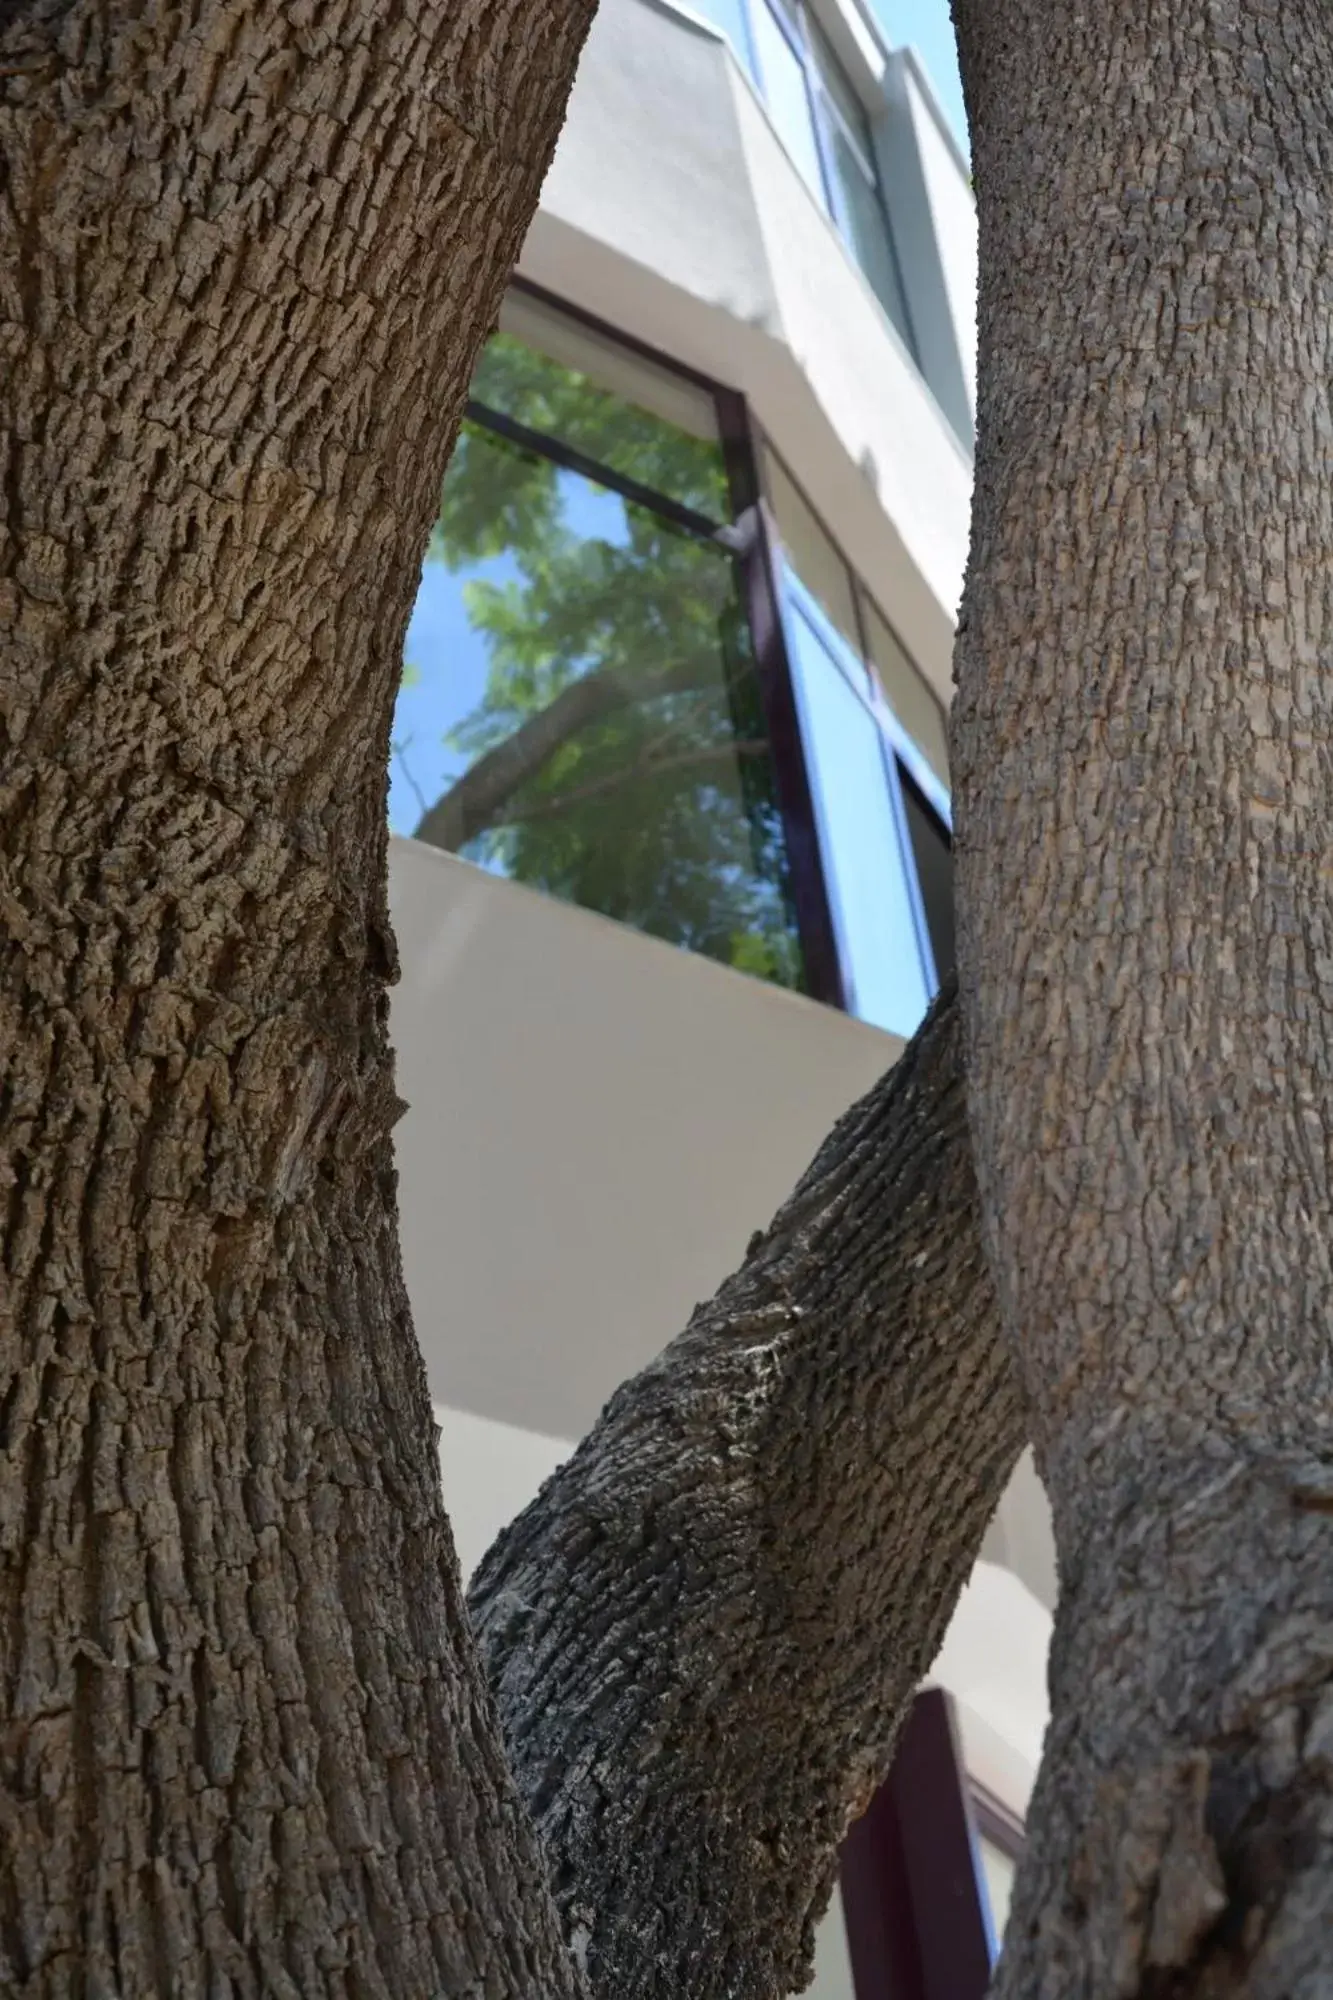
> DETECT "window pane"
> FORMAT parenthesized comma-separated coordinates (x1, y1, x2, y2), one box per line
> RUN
(751, 0, 828, 206)
(765, 449, 863, 666)
(827, 125, 914, 345)
(979, 1836, 1017, 1952)
(902, 780, 955, 980)
(786, 592, 933, 1035)
(809, 18, 874, 157)
(392, 421, 805, 992)
(862, 594, 951, 783)
(468, 292, 732, 522)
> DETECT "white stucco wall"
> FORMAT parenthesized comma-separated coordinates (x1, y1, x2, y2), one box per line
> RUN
(391, 837, 901, 1443)
(539, 0, 777, 336)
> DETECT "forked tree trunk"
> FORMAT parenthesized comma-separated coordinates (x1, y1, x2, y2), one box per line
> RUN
(952, 0, 1333, 1990)
(471, 986, 1022, 2000)
(0, 0, 598, 1990)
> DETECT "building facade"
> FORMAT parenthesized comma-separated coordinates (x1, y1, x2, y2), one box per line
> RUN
(386, 0, 1054, 1990)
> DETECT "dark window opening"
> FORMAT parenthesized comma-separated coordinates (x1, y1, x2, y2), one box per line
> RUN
(900, 778, 955, 983)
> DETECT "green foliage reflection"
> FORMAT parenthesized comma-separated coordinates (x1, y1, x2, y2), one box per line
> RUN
(407, 340, 804, 992)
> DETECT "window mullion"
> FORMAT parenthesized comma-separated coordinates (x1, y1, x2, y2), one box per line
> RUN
(794, 1, 840, 219)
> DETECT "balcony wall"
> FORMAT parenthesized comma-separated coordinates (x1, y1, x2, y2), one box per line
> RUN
(389, 835, 1053, 1827)
(390, 835, 899, 1443)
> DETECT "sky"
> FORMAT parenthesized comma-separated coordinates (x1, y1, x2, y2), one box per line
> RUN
(870, 0, 968, 157)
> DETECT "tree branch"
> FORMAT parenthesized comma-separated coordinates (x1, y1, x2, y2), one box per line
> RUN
(489, 738, 771, 828)
(469, 979, 1021, 2000)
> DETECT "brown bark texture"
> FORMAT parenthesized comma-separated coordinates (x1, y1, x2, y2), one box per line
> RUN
(952, 0, 1333, 1991)
(470, 984, 1022, 2000)
(0, 0, 598, 1991)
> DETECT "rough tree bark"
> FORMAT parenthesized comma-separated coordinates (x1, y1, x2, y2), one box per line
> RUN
(471, 985, 1022, 2000)
(0, 0, 601, 1990)
(952, 0, 1333, 1991)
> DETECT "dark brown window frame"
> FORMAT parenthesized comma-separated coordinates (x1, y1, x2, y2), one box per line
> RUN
(839, 1688, 1003, 2000)
(481, 275, 847, 1009)
(488, 276, 955, 1020)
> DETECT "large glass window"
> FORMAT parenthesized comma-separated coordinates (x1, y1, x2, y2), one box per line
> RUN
(392, 297, 805, 993)
(785, 581, 935, 1037)
(473, 291, 731, 520)
(764, 446, 954, 1034)
(861, 592, 950, 785)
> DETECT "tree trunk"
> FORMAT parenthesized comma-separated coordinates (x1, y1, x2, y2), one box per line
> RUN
(471, 984, 1022, 2000)
(951, 0, 1333, 1990)
(0, 0, 597, 1990)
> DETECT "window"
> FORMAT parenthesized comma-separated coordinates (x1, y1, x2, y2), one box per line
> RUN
(477, 290, 730, 518)
(751, 0, 828, 204)
(785, 577, 935, 1037)
(901, 780, 956, 983)
(395, 287, 951, 1034)
(808, 20, 914, 343)
(860, 592, 950, 788)
(972, 1789, 1025, 1962)
(764, 444, 954, 1032)
(715, 0, 914, 356)
(765, 447, 863, 665)
(392, 293, 806, 994)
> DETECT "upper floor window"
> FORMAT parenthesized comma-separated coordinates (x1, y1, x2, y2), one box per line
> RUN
(765, 442, 954, 1036)
(689, 0, 914, 352)
(391, 290, 807, 996)
(393, 285, 953, 1040)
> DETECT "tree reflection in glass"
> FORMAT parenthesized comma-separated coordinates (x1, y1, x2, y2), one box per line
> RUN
(390, 335, 805, 992)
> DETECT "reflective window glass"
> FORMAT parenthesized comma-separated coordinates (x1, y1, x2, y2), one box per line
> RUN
(472, 291, 732, 522)
(809, 19, 874, 154)
(902, 781, 955, 980)
(765, 449, 864, 667)
(979, 1835, 1017, 1954)
(785, 587, 933, 1035)
(806, 21, 914, 349)
(862, 593, 951, 783)
(827, 125, 914, 343)
(392, 421, 804, 992)
(751, 0, 829, 206)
